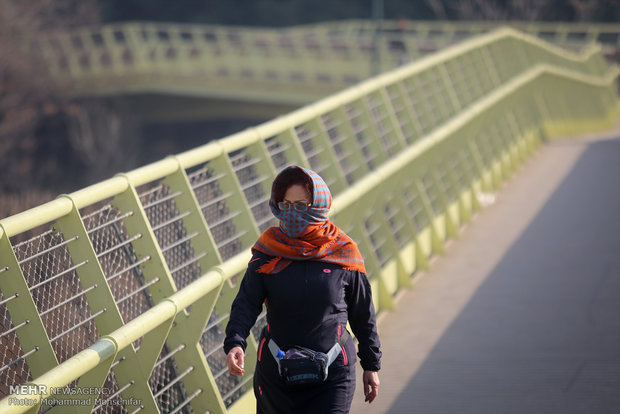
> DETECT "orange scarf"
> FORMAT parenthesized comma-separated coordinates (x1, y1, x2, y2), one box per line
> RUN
(252, 221, 366, 274)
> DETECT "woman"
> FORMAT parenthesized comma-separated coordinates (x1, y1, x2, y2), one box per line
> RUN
(224, 165, 381, 413)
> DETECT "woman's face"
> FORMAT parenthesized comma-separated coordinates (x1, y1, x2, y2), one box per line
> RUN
(283, 184, 311, 205)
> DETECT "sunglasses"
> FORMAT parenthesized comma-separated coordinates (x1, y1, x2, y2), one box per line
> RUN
(277, 201, 312, 211)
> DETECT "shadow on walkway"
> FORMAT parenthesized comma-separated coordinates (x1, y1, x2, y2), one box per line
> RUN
(384, 136, 620, 413)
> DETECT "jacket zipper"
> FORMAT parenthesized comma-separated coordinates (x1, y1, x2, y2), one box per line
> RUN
(258, 337, 266, 362)
(338, 325, 348, 365)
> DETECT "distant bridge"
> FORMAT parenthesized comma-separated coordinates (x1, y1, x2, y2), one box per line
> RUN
(36, 20, 620, 121)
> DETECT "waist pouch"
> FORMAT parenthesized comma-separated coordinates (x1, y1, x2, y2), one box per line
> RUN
(268, 330, 350, 387)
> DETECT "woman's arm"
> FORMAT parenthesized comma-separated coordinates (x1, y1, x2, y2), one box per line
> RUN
(223, 255, 267, 355)
(345, 270, 382, 371)
(346, 270, 382, 402)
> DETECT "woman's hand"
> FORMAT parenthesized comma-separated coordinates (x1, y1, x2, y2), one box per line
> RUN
(363, 370, 380, 403)
(226, 346, 245, 376)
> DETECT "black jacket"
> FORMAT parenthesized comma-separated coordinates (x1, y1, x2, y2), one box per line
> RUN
(224, 251, 381, 372)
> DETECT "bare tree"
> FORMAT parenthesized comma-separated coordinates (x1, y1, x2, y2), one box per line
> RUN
(424, 0, 450, 20)
(442, 0, 552, 20)
(509, 0, 553, 20)
(0, 0, 100, 216)
(569, 0, 605, 21)
(0, 0, 99, 136)
(472, 0, 507, 19)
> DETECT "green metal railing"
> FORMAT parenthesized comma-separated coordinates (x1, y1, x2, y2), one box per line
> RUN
(36, 20, 620, 105)
(37, 21, 400, 103)
(313, 20, 620, 48)
(1, 27, 618, 413)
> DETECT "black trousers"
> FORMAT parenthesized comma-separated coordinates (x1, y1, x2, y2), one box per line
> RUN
(253, 353, 356, 414)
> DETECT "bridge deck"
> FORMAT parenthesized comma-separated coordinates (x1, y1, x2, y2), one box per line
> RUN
(351, 126, 620, 413)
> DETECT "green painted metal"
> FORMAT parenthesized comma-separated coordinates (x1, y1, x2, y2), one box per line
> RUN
(1, 26, 619, 413)
(49, 198, 127, 413)
(313, 19, 620, 52)
(0, 228, 59, 382)
(32, 20, 620, 111)
(67, 341, 118, 413)
(52, 196, 125, 337)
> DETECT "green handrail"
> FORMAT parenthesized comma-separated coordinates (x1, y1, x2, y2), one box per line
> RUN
(0, 27, 618, 414)
(301, 19, 620, 48)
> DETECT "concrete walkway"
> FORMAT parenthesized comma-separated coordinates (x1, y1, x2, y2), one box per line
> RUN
(351, 127, 620, 414)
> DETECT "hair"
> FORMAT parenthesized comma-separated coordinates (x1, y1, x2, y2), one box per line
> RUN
(273, 168, 313, 204)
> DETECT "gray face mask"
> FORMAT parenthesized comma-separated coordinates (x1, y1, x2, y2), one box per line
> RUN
(277, 208, 310, 238)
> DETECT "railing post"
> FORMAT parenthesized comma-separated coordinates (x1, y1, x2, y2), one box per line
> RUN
(0, 227, 58, 384)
